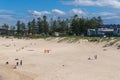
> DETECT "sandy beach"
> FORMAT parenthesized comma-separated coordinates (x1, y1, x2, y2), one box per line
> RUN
(0, 37, 120, 80)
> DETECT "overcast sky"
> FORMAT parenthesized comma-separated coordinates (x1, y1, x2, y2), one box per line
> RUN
(0, 0, 120, 25)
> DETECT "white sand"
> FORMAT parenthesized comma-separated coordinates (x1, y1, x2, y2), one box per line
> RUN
(0, 37, 120, 80)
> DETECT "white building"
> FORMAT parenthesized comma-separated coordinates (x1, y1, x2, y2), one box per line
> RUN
(87, 29, 96, 36)
(97, 28, 114, 36)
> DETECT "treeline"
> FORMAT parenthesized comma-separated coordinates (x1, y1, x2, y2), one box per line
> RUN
(1, 15, 103, 36)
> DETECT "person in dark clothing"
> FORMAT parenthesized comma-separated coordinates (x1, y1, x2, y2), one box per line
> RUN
(94, 55, 97, 60)
(16, 62, 19, 66)
(20, 60, 22, 66)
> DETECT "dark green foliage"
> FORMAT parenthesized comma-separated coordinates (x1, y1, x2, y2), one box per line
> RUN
(70, 15, 103, 36)
(1, 24, 9, 34)
(31, 19, 37, 34)
(16, 20, 27, 35)
(0, 15, 103, 37)
(37, 17, 43, 34)
(28, 21, 32, 34)
(43, 16, 49, 34)
(16, 20, 21, 34)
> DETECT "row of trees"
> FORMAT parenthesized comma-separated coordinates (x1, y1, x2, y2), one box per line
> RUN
(1, 15, 103, 36)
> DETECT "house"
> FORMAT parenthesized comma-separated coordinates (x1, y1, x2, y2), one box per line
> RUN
(0, 28, 6, 34)
(97, 28, 114, 36)
(87, 29, 97, 36)
(87, 24, 120, 36)
(104, 24, 120, 36)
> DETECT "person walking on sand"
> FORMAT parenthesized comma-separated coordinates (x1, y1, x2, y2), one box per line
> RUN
(20, 60, 22, 66)
(94, 55, 97, 60)
(16, 62, 19, 66)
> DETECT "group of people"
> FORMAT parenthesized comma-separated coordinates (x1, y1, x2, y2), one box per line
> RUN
(13, 59, 23, 69)
(16, 59, 22, 66)
(5, 58, 23, 69)
(88, 55, 98, 60)
(44, 49, 51, 53)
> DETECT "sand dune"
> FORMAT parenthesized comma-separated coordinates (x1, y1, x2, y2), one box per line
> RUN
(0, 37, 120, 80)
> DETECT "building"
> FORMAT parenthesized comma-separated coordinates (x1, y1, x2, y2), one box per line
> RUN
(87, 24, 120, 36)
(0, 28, 6, 34)
(87, 29, 96, 36)
(97, 28, 114, 36)
(104, 24, 120, 36)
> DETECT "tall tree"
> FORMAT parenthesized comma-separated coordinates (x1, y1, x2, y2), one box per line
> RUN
(97, 16, 103, 28)
(91, 17, 97, 28)
(52, 20, 58, 33)
(49, 18, 54, 34)
(28, 21, 32, 35)
(71, 15, 80, 35)
(31, 19, 36, 35)
(59, 20, 67, 34)
(10, 26, 15, 35)
(65, 18, 70, 34)
(37, 17, 43, 34)
(21, 22, 26, 35)
(2, 24, 9, 34)
(78, 17, 86, 34)
(43, 16, 49, 34)
(16, 20, 21, 35)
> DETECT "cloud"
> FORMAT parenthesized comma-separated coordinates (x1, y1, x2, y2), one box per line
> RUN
(28, 10, 51, 17)
(88, 11, 120, 23)
(98, 12, 116, 17)
(0, 14, 17, 25)
(28, 9, 86, 17)
(28, 9, 66, 18)
(0, 9, 17, 25)
(94, 12, 120, 20)
(104, 16, 120, 20)
(70, 8, 87, 17)
(0, 9, 15, 15)
(52, 9, 66, 15)
(62, 0, 120, 9)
